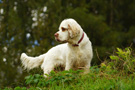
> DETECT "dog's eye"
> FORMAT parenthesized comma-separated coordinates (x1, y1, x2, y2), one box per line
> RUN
(61, 27, 67, 32)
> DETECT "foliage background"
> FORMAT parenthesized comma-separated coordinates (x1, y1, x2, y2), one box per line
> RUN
(0, 0, 135, 87)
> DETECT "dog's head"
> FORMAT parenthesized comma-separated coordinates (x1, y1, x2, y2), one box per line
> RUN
(54, 19, 82, 43)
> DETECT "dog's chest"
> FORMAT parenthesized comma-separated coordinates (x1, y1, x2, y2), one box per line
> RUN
(69, 50, 87, 67)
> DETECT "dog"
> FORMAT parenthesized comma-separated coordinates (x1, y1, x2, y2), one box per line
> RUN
(20, 18, 93, 77)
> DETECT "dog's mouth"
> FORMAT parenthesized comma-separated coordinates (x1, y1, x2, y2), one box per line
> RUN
(55, 38, 61, 42)
(55, 38, 67, 43)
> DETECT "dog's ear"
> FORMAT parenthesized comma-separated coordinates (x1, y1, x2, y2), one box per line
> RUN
(68, 24, 80, 39)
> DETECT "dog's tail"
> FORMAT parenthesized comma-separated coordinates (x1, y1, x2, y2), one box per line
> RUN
(20, 53, 46, 70)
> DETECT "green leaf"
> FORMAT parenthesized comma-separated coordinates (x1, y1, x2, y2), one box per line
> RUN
(25, 75, 32, 80)
(34, 74, 41, 78)
(33, 79, 39, 83)
(117, 48, 123, 53)
(110, 56, 119, 60)
(14, 87, 21, 90)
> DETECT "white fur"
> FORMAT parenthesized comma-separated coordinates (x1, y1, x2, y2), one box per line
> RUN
(20, 18, 93, 77)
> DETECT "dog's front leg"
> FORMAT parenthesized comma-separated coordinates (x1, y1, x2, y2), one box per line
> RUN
(83, 63, 90, 74)
(65, 60, 72, 70)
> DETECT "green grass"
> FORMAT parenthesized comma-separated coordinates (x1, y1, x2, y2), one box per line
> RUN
(2, 68, 135, 90)
(2, 47, 135, 90)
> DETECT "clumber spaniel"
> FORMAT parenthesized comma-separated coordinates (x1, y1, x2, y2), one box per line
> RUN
(20, 18, 93, 77)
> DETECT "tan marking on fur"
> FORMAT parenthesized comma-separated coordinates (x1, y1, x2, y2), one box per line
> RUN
(61, 27, 68, 32)
(68, 24, 80, 38)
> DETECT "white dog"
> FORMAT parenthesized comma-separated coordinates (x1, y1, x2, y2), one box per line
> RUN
(20, 18, 93, 77)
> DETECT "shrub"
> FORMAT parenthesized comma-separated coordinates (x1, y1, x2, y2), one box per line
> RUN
(108, 47, 135, 74)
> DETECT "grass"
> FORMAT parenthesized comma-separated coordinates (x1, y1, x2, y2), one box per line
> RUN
(1, 47, 135, 90)
(3, 68, 135, 90)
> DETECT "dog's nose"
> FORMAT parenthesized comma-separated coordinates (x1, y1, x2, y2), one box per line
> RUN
(54, 33, 59, 37)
